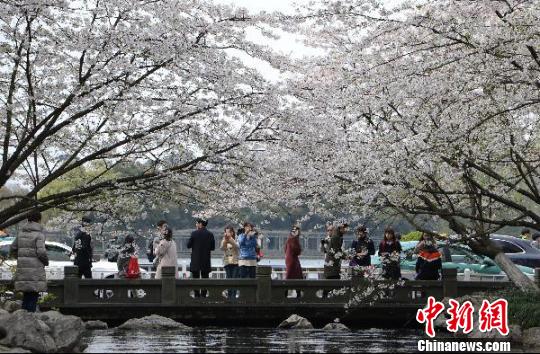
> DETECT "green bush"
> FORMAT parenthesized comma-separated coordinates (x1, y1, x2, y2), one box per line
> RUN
(501, 289, 540, 329)
(401, 231, 423, 242)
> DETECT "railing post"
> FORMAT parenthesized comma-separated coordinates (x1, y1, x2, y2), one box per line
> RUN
(535, 268, 540, 288)
(256, 266, 272, 304)
(442, 268, 458, 298)
(161, 266, 177, 305)
(64, 266, 79, 305)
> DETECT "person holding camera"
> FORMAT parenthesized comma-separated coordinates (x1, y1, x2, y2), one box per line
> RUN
(238, 221, 258, 278)
(221, 226, 239, 298)
(320, 223, 333, 254)
(323, 221, 349, 280)
(72, 216, 94, 279)
(349, 224, 375, 267)
(147, 220, 168, 263)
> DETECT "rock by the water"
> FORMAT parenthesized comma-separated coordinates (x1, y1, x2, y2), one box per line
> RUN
(36, 311, 86, 352)
(85, 320, 108, 330)
(2, 301, 21, 314)
(278, 315, 314, 330)
(0, 344, 31, 353)
(523, 327, 540, 349)
(0, 310, 56, 353)
(508, 325, 522, 345)
(322, 322, 350, 331)
(117, 315, 190, 330)
(0, 310, 86, 353)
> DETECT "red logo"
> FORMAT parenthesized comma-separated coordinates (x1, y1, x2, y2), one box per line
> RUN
(416, 296, 445, 338)
(417, 296, 509, 337)
(446, 299, 474, 334)
(478, 299, 509, 335)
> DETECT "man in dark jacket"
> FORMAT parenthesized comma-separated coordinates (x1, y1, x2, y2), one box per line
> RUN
(187, 218, 215, 297)
(72, 216, 94, 279)
(350, 224, 375, 267)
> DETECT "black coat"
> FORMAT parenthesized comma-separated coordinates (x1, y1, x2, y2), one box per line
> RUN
(350, 238, 375, 266)
(73, 228, 93, 269)
(187, 228, 215, 272)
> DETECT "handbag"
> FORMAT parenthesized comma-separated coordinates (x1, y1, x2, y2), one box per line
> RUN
(126, 256, 141, 279)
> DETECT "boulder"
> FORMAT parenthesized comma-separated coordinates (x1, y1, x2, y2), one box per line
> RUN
(523, 327, 540, 349)
(0, 310, 56, 353)
(0, 309, 10, 324)
(278, 315, 314, 330)
(36, 311, 86, 352)
(117, 315, 190, 330)
(508, 325, 522, 345)
(0, 310, 86, 353)
(85, 320, 108, 330)
(0, 344, 31, 353)
(2, 301, 20, 314)
(322, 322, 350, 331)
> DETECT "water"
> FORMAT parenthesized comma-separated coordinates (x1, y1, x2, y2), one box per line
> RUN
(83, 328, 425, 353)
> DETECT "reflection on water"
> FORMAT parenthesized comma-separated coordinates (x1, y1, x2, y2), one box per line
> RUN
(83, 328, 425, 353)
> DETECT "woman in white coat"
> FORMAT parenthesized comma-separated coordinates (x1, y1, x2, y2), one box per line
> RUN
(155, 228, 178, 279)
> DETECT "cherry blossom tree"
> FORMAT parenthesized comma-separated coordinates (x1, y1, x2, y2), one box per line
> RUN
(213, 0, 539, 291)
(0, 0, 280, 228)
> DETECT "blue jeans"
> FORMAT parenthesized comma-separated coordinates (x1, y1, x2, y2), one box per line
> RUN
(225, 264, 239, 278)
(224, 264, 239, 299)
(239, 265, 256, 279)
(22, 292, 39, 312)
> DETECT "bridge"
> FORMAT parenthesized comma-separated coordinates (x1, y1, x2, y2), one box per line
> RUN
(23, 266, 539, 327)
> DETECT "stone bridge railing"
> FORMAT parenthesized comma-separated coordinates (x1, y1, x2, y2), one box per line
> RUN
(43, 266, 529, 308)
(4, 267, 539, 325)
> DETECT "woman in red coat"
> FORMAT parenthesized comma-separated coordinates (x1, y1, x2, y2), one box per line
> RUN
(285, 226, 303, 279)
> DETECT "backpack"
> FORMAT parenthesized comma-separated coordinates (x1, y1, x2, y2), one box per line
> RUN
(126, 256, 141, 279)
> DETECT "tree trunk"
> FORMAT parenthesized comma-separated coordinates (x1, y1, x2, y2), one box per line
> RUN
(492, 251, 539, 293)
(469, 237, 539, 293)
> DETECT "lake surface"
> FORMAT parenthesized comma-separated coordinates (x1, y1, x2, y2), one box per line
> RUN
(83, 328, 426, 353)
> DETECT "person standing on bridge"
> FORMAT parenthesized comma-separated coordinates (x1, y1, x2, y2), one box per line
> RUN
(238, 221, 258, 278)
(147, 220, 168, 263)
(9, 211, 49, 312)
(285, 226, 303, 280)
(378, 227, 402, 280)
(414, 233, 442, 280)
(323, 221, 349, 280)
(72, 216, 94, 279)
(117, 234, 137, 278)
(349, 224, 375, 267)
(221, 225, 239, 299)
(187, 218, 215, 296)
(155, 227, 178, 279)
